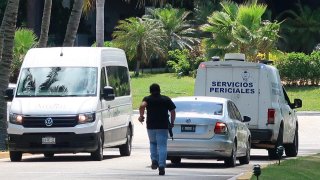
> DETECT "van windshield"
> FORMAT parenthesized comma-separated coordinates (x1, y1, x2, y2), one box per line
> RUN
(16, 67, 97, 97)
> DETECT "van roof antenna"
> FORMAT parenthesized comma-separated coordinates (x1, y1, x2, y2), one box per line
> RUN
(60, 47, 63, 56)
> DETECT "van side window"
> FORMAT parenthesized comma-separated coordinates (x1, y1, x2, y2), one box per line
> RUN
(106, 66, 130, 97)
(100, 67, 107, 96)
(227, 101, 236, 120)
(231, 102, 242, 121)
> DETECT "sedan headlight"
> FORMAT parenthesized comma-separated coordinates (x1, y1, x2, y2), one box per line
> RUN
(9, 114, 23, 125)
(77, 113, 95, 124)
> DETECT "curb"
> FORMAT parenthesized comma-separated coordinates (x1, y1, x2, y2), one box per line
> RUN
(0, 152, 9, 159)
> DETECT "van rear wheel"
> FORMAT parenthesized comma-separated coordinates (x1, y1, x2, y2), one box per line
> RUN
(10, 151, 22, 162)
(44, 153, 54, 158)
(268, 126, 283, 159)
(119, 127, 132, 156)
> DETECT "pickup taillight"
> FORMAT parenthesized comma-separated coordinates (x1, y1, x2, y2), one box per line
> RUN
(214, 122, 227, 134)
(268, 108, 275, 124)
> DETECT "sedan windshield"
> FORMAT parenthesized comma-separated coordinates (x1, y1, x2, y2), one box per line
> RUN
(174, 101, 223, 116)
(16, 67, 97, 97)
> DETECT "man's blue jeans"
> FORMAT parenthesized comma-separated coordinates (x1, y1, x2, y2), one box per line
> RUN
(147, 129, 168, 168)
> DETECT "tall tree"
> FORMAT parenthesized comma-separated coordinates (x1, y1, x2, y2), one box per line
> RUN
(112, 17, 167, 76)
(144, 5, 198, 51)
(0, 0, 20, 150)
(96, 0, 105, 47)
(63, 0, 84, 47)
(38, 0, 52, 47)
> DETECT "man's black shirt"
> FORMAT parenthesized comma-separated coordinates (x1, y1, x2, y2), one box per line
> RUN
(143, 94, 176, 129)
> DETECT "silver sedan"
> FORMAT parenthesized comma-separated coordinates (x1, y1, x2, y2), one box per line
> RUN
(167, 96, 251, 167)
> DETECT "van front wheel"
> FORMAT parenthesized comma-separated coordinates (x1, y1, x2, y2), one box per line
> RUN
(10, 151, 22, 162)
(91, 132, 104, 161)
(119, 127, 132, 156)
(285, 128, 298, 157)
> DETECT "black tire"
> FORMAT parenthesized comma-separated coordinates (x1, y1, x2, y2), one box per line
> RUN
(285, 127, 298, 157)
(44, 153, 54, 158)
(170, 157, 181, 164)
(225, 142, 237, 167)
(10, 151, 22, 162)
(268, 126, 284, 160)
(239, 139, 250, 165)
(119, 127, 132, 156)
(91, 132, 104, 161)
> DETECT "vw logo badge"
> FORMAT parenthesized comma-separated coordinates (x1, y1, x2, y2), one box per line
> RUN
(186, 119, 191, 123)
(45, 117, 53, 127)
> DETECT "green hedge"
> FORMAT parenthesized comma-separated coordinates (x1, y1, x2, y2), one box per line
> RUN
(275, 51, 320, 86)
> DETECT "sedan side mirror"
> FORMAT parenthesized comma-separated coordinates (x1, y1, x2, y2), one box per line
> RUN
(243, 116, 251, 122)
(102, 86, 115, 101)
(4, 88, 15, 101)
(293, 99, 302, 109)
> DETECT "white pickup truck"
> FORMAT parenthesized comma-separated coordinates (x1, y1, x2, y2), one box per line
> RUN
(194, 53, 302, 159)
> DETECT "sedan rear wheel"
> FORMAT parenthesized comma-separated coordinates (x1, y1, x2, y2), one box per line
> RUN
(239, 139, 250, 165)
(225, 143, 237, 167)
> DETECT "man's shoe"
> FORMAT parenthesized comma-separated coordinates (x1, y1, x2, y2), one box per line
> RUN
(159, 167, 165, 175)
(151, 160, 158, 170)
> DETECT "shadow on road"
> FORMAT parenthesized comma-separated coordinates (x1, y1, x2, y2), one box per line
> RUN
(16, 154, 122, 162)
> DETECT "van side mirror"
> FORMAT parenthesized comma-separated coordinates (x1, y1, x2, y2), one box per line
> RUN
(293, 99, 302, 109)
(102, 86, 115, 101)
(243, 116, 251, 122)
(4, 88, 15, 101)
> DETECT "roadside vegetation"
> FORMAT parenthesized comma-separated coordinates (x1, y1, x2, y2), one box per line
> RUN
(131, 73, 320, 111)
(250, 154, 320, 180)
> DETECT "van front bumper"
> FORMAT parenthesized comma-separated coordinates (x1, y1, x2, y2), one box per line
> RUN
(8, 133, 99, 153)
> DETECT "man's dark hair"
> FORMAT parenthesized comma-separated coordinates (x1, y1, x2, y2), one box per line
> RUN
(150, 83, 160, 95)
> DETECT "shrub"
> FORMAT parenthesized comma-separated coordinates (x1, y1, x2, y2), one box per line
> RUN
(167, 49, 191, 76)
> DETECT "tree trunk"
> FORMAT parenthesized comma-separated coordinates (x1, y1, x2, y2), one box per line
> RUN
(38, 0, 52, 48)
(63, 0, 84, 47)
(0, 0, 20, 151)
(96, 0, 105, 47)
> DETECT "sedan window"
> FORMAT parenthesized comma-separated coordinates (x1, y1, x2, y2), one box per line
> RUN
(174, 101, 223, 115)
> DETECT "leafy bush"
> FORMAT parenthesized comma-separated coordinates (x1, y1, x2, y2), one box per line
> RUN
(167, 49, 191, 76)
(275, 51, 320, 86)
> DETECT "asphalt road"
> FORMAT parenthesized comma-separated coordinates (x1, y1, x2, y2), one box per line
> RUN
(0, 115, 319, 180)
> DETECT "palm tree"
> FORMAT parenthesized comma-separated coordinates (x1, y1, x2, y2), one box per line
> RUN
(144, 5, 198, 50)
(38, 0, 52, 48)
(201, 0, 280, 61)
(11, 28, 38, 82)
(63, 0, 84, 47)
(112, 17, 167, 76)
(277, 2, 320, 53)
(96, 0, 105, 47)
(0, 0, 20, 150)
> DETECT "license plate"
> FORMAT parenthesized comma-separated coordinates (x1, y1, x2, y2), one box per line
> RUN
(42, 137, 56, 144)
(181, 125, 196, 132)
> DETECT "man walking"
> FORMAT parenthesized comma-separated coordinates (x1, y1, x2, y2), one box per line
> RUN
(138, 83, 176, 176)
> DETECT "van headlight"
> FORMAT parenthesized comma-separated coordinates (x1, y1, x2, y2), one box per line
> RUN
(77, 113, 95, 124)
(9, 114, 23, 125)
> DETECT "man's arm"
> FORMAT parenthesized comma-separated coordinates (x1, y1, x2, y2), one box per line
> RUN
(138, 101, 147, 123)
(170, 109, 176, 127)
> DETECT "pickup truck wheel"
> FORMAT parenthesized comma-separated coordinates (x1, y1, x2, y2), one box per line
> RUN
(239, 139, 250, 165)
(224, 143, 237, 167)
(10, 151, 22, 162)
(285, 128, 298, 157)
(119, 127, 132, 156)
(268, 126, 284, 160)
(91, 132, 104, 161)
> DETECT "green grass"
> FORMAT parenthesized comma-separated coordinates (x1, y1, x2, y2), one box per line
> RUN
(131, 73, 320, 111)
(131, 73, 194, 109)
(286, 86, 320, 111)
(251, 154, 320, 180)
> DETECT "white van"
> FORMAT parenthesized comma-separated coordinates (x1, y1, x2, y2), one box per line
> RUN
(5, 47, 133, 162)
(194, 53, 302, 159)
